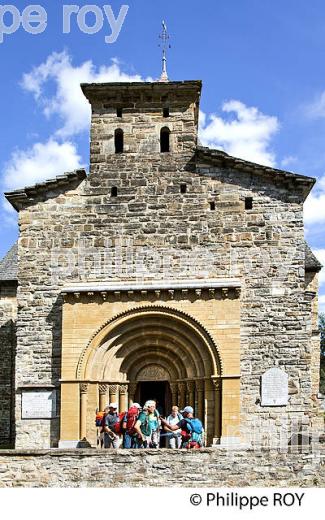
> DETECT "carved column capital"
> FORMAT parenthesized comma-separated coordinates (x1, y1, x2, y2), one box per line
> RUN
(211, 378, 221, 391)
(109, 384, 119, 394)
(99, 384, 108, 395)
(196, 380, 204, 392)
(119, 384, 128, 395)
(80, 383, 88, 394)
(170, 382, 178, 394)
(186, 380, 195, 392)
(178, 382, 186, 393)
(128, 383, 137, 395)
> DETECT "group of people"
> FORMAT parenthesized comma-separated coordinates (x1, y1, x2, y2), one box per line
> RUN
(98, 400, 204, 449)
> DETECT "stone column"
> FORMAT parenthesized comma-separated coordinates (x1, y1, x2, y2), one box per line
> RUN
(178, 382, 186, 410)
(211, 378, 222, 444)
(128, 383, 137, 407)
(187, 381, 195, 410)
(119, 384, 128, 412)
(109, 384, 119, 406)
(170, 382, 178, 407)
(98, 384, 108, 411)
(204, 378, 214, 446)
(80, 383, 88, 440)
(196, 380, 204, 423)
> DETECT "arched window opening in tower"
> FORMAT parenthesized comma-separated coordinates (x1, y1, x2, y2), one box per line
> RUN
(160, 127, 170, 153)
(115, 129, 124, 153)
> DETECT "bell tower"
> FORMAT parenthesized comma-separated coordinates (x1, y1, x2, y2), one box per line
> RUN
(81, 80, 202, 166)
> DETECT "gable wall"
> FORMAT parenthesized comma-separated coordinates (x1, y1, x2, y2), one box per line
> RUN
(13, 150, 318, 447)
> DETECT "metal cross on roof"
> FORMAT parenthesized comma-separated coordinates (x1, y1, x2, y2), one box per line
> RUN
(159, 20, 170, 82)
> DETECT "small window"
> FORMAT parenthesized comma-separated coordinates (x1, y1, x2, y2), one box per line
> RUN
(245, 197, 253, 210)
(160, 127, 170, 153)
(116, 108, 123, 118)
(163, 107, 170, 118)
(111, 186, 118, 197)
(180, 183, 187, 194)
(210, 201, 216, 211)
(115, 129, 124, 153)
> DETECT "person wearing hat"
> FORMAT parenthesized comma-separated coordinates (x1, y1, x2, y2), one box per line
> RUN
(134, 400, 161, 448)
(122, 402, 142, 449)
(102, 403, 120, 448)
(160, 406, 204, 449)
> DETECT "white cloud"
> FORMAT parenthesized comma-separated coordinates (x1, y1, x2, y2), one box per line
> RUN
(304, 175, 325, 225)
(199, 100, 279, 167)
(3, 139, 83, 192)
(281, 155, 297, 168)
(21, 52, 146, 138)
(305, 91, 325, 119)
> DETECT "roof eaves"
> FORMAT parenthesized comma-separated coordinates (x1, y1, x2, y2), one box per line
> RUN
(196, 146, 316, 200)
(4, 169, 87, 211)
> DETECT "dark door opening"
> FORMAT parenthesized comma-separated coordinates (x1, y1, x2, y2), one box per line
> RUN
(136, 381, 171, 416)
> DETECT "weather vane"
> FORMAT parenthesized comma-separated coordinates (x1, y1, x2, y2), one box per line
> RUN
(159, 20, 171, 82)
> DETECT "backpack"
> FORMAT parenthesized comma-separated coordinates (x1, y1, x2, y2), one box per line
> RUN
(95, 411, 105, 427)
(125, 406, 140, 435)
(184, 418, 203, 445)
(113, 412, 127, 434)
(141, 409, 160, 435)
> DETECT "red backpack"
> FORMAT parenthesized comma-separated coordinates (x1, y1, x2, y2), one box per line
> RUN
(113, 412, 127, 434)
(125, 406, 140, 435)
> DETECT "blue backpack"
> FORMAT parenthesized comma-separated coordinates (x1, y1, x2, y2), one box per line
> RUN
(184, 418, 203, 445)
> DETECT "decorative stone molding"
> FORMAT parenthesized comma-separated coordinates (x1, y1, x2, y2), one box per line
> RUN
(137, 365, 169, 381)
(63, 278, 241, 295)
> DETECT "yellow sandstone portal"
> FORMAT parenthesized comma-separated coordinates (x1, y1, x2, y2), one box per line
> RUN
(59, 284, 241, 447)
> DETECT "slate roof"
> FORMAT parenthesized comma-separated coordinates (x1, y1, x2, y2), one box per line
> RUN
(305, 241, 322, 272)
(0, 242, 18, 281)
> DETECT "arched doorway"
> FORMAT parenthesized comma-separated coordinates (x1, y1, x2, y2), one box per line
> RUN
(65, 306, 223, 446)
(133, 365, 172, 416)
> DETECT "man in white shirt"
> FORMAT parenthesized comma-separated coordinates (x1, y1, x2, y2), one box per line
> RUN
(165, 406, 182, 448)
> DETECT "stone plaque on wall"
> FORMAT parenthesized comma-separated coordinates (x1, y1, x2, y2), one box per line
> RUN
(22, 390, 56, 419)
(261, 368, 288, 406)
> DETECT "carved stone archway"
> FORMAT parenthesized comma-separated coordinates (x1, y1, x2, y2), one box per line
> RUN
(60, 306, 225, 446)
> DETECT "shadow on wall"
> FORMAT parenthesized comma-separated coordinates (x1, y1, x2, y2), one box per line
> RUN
(0, 319, 16, 448)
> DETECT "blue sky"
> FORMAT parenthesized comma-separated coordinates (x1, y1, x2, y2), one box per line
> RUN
(0, 0, 325, 310)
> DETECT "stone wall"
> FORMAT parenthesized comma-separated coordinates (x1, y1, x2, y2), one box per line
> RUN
(0, 448, 324, 487)
(0, 282, 17, 447)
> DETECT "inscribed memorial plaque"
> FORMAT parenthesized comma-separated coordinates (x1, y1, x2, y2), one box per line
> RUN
(22, 390, 56, 419)
(261, 368, 288, 406)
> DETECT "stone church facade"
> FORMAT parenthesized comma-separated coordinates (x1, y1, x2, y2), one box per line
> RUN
(0, 80, 323, 449)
